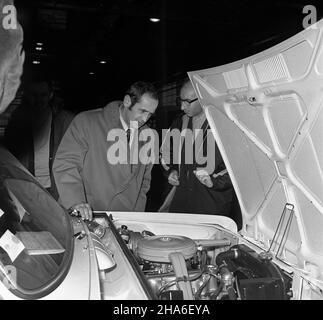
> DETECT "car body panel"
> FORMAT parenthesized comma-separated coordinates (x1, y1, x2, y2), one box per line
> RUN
(43, 219, 100, 300)
(0, 147, 100, 300)
(188, 19, 323, 283)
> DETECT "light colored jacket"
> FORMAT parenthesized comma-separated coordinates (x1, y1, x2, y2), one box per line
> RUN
(53, 101, 152, 211)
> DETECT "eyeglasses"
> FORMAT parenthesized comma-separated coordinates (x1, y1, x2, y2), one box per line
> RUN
(176, 97, 198, 106)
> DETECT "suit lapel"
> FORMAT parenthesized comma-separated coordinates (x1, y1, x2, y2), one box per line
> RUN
(104, 103, 145, 195)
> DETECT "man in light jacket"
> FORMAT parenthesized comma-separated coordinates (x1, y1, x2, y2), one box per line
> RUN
(53, 81, 159, 220)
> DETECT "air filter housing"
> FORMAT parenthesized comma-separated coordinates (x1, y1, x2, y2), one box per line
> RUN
(136, 235, 197, 263)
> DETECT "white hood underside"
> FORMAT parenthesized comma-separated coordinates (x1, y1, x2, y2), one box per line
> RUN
(188, 20, 323, 280)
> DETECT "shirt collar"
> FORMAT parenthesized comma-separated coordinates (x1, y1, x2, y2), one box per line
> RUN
(119, 108, 139, 132)
(119, 108, 128, 131)
(192, 112, 206, 129)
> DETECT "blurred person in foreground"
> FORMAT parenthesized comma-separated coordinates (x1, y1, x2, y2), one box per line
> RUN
(0, 0, 23, 115)
(4, 78, 74, 200)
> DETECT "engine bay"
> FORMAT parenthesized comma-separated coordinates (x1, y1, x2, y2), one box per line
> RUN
(90, 214, 292, 300)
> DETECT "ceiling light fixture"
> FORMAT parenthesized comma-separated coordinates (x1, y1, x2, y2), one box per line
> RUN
(33, 60, 40, 65)
(36, 42, 43, 46)
(150, 18, 160, 23)
(100, 60, 107, 64)
(89, 72, 94, 75)
(35, 47, 43, 51)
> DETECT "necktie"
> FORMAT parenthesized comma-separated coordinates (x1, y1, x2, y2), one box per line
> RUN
(126, 128, 132, 172)
(126, 128, 131, 144)
(181, 116, 193, 161)
(180, 116, 193, 179)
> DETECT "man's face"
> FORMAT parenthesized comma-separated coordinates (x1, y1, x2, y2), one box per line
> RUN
(180, 83, 203, 117)
(124, 93, 158, 128)
(26, 82, 52, 111)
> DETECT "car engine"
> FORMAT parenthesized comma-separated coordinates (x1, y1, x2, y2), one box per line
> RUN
(115, 224, 292, 300)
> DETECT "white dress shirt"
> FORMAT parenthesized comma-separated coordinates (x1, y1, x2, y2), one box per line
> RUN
(33, 112, 52, 188)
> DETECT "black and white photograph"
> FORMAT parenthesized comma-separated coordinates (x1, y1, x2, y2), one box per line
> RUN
(0, 0, 322, 304)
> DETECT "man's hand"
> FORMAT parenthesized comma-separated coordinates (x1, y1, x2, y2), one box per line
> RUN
(213, 173, 232, 191)
(194, 169, 213, 188)
(70, 203, 93, 221)
(168, 170, 180, 186)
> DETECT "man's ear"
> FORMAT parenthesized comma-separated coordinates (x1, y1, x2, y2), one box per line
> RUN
(123, 94, 132, 109)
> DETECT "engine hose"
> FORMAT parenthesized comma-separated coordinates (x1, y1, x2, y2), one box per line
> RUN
(157, 251, 212, 299)
(157, 269, 207, 298)
(194, 274, 211, 300)
(189, 261, 216, 282)
(157, 280, 178, 296)
(187, 270, 204, 282)
(209, 283, 224, 300)
(227, 286, 237, 300)
(200, 250, 207, 269)
(215, 248, 240, 265)
(194, 272, 219, 300)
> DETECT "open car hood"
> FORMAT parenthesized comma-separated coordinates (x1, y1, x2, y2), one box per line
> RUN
(188, 20, 323, 274)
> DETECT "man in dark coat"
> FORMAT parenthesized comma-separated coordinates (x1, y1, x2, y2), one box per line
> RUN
(160, 79, 234, 216)
(4, 79, 74, 200)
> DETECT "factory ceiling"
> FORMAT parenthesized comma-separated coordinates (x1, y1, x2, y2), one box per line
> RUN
(14, 0, 322, 107)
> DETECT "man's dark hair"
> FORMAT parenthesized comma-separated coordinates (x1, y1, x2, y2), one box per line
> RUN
(126, 81, 158, 108)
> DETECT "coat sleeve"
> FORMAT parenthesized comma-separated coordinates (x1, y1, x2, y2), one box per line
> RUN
(52, 113, 89, 209)
(207, 137, 232, 191)
(195, 128, 233, 191)
(159, 114, 183, 177)
(134, 163, 153, 212)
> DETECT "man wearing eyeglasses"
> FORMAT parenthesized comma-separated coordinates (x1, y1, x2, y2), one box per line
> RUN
(159, 78, 234, 216)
